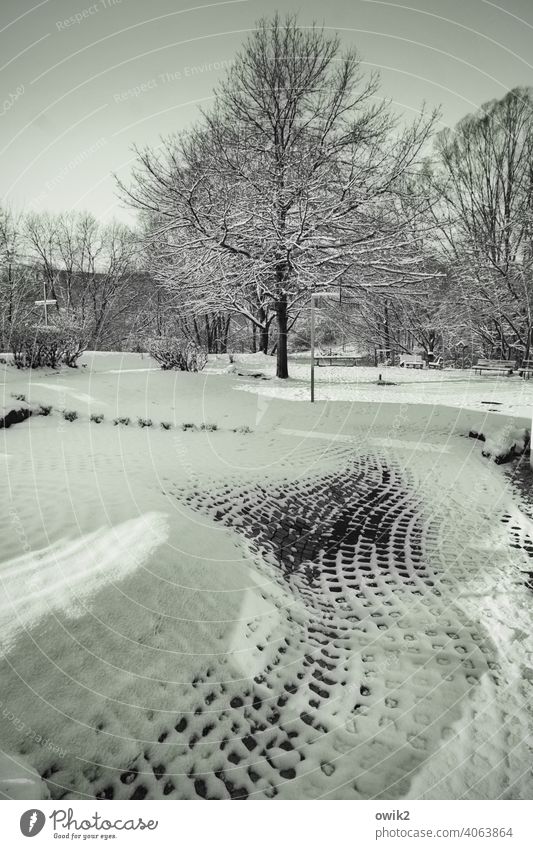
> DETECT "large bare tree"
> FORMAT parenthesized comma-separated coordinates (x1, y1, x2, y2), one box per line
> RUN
(0, 206, 36, 347)
(24, 211, 143, 348)
(121, 14, 436, 376)
(428, 87, 533, 359)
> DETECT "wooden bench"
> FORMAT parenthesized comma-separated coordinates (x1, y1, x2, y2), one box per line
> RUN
(519, 359, 533, 379)
(399, 354, 424, 369)
(314, 355, 358, 367)
(428, 356, 443, 370)
(473, 358, 516, 376)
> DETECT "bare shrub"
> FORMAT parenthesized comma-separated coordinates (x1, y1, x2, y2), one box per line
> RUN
(10, 321, 87, 369)
(148, 337, 208, 372)
(61, 321, 88, 367)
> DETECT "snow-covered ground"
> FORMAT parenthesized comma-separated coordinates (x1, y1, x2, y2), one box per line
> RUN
(232, 353, 533, 419)
(0, 352, 531, 800)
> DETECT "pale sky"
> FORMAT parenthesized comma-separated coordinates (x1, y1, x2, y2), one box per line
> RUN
(1, 0, 532, 223)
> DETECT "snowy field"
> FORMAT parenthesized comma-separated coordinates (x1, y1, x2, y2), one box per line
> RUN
(0, 352, 532, 800)
(233, 353, 533, 419)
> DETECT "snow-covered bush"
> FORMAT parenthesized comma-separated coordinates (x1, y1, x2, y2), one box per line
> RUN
(0, 403, 32, 429)
(148, 337, 208, 372)
(10, 321, 87, 369)
(481, 427, 530, 464)
(11, 325, 63, 368)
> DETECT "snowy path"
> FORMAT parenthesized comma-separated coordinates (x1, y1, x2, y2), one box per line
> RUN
(0, 358, 531, 800)
(0, 420, 531, 800)
(173, 444, 531, 799)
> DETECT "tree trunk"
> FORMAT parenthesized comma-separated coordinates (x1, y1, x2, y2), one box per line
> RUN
(257, 306, 269, 354)
(524, 324, 532, 363)
(383, 299, 390, 354)
(91, 312, 106, 348)
(276, 296, 289, 378)
(427, 330, 436, 363)
(192, 316, 202, 347)
(259, 324, 269, 355)
(205, 314, 213, 352)
(221, 315, 230, 353)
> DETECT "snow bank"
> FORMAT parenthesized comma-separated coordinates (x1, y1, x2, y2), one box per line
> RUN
(480, 426, 530, 464)
(0, 401, 32, 429)
(0, 512, 168, 652)
(0, 751, 49, 800)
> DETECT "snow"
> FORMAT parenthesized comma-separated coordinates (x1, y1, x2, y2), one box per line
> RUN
(0, 352, 531, 800)
(0, 752, 49, 800)
(0, 513, 167, 652)
(233, 357, 533, 419)
(481, 426, 530, 463)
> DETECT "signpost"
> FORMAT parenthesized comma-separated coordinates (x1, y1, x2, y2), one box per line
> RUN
(310, 293, 317, 403)
(310, 290, 342, 403)
(34, 299, 57, 326)
(34, 279, 56, 326)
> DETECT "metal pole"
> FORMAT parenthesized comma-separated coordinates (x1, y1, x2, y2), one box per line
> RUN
(310, 294, 315, 403)
(43, 277, 48, 327)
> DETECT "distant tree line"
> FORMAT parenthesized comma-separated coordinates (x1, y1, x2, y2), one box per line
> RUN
(317, 87, 533, 365)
